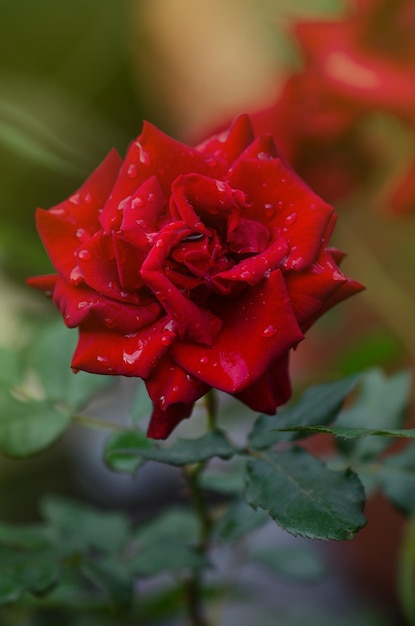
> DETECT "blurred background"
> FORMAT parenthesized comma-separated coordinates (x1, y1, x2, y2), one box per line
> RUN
(1, 0, 415, 623)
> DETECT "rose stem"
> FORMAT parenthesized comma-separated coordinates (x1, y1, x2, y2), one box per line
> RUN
(182, 390, 218, 626)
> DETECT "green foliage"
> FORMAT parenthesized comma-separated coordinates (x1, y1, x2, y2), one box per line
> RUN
(105, 428, 238, 470)
(248, 373, 362, 449)
(244, 448, 366, 540)
(250, 543, 326, 582)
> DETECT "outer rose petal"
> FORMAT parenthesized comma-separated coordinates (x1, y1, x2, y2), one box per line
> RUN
(147, 403, 195, 440)
(72, 317, 177, 378)
(233, 354, 291, 414)
(172, 270, 304, 393)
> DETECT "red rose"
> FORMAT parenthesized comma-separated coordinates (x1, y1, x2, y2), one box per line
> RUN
(27, 115, 362, 439)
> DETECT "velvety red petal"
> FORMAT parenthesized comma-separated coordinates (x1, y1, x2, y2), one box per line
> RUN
(196, 114, 254, 164)
(71, 316, 177, 378)
(141, 222, 222, 345)
(172, 270, 304, 393)
(26, 274, 58, 292)
(146, 402, 195, 440)
(285, 248, 364, 331)
(233, 354, 291, 414)
(215, 238, 288, 287)
(146, 355, 209, 410)
(52, 277, 161, 332)
(228, 158, 334, 270)
(99, 122, 229, 232)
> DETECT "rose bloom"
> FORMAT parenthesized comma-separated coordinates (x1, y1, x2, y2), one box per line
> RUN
(28, 115, 362, 439)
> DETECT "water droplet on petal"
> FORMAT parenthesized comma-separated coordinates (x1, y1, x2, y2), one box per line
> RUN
(160, 335, 172, 346)
(155, 239, 165, 248)
(285, 212, 297, 226)
(172, 385, 180, 393)
(240, 271, 252, 280)
(97, 355, 110, 364)
(50, 207, 67, 216)
(200, 356, 209, 365)
(127, 163, 138, 178)
(69, 193, 81, 205)
(263, 325, 278, 337)
(104, 317, 116, 328)
(78, 249, 91, 261)
(257, 151, 272, 160)
(277, 200, 284, 209)
(132, 196, 144, 209)
(77, 301, 88, 309)
(264, 204, 274, 217)
(75, 228, 89, 241)
(216, 181, 227, 193)
(69, 266, 83, 285)
(134, 141, 151, 166)
(123, 347, 143, 365)
(84, 193, 93, 204)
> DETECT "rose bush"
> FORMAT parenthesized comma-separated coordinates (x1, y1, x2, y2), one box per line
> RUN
(27, 115, 362, 438)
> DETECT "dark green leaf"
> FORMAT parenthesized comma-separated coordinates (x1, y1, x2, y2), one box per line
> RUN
(200, 469, 246, 494)
(0, 548, 59, 604)
(276, 426, 415, 439)
(213, 498, 269, 543)
(40, 496, 130, 553)
(378, 442, 415, 515)
(251, 543, 326, 582)
(26, 320, 111, 409)
(105, 429, 152, 474)
(130, 508, 207, 577)
(248, 373, 362, 449)
(81, 557, 133, 607)
(0, 390, 71, 457)
(107, 429, 237, 467)
(244, 448, 366, 540)
(0, 523, 50, 549)
(336, 369, 411, 460)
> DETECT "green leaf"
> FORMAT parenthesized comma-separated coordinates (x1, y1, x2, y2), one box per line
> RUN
(244, 448, 366, 540)
(130, 508, 207, 577)
(40, 496, 130, 554)
(81, 557, 133, 607)
(200, 468, 246, 494)
(0, 548, 59, 604)
(378, 443, 415, 515)
(0, 523, 50, 549)
(106, 429, 237, 467)
(213, 498, 269, 543)
(0, 347, 21, 387)
(105, 429, 152, 474)
(248, 373, 362, 449)
(26, 320, 111, 410)
(251, 543, 326, 582)
(0, 390, 71, 457)
(276, 426, 415, 440)
(336, 369, 411, 460)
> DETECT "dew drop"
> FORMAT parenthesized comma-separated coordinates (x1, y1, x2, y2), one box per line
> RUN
(69, 266, 83, 285)
(257, 151, 272, 160)
(277, 200, 284, 209)
(135, 141, 151, 166)
(172, 385, 180, 393)
(97, 355, 110, 364)
(240, 271, 252, 280)
(160, 335, 172, 346)
(216, 181, 227, 193)
(264, 203, 274, 217)
(135, 219, 147, 228)
(78, 249, 91, 261)
(69, 193, 81, 205)
(104, 317, 116, 328)
(120, 291, 130, 298)
(285, 212, 297, 226)
(75, 228, 89, 241)
(77, 301, 88, 309)
(155, 239, 165, 248)
(84, 193, 93, 204)
(131, 196, 144, 209)
(200, 356, 209, 365)
(206, 157, 217, 167)
(123, 347, 143, 365)
(263, 268, 272, 278)
(127, 163, 138, 178)
(262, 325, 278, 337)
(50, 207, 67, 217)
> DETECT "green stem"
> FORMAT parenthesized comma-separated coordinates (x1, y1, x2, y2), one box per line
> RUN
(72, 413, 126, 432)
(204, 389, 219, 431)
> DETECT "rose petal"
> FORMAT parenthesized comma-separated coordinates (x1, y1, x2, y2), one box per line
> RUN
(141, 222, 222, 345)
(196, 114, 254, 163)
(172, 270, 304, 393)
(233, 354, 291, 414)
(72, 316, 177, 378)
(146, 355, 209, 410)
(146, 403, 195, 440)
(52, 277, 161, 332)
